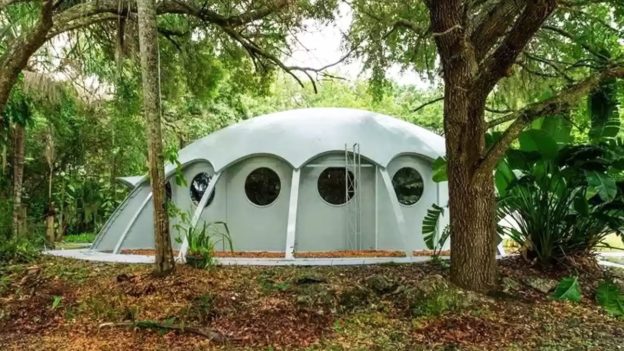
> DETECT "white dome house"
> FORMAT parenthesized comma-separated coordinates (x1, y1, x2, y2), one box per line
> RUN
(90, 108, 449, 263)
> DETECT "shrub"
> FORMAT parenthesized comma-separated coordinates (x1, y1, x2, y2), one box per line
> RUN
(497, 141, 624, 266)
(176, 221, 233, 269)
(0, 237, 40, 265)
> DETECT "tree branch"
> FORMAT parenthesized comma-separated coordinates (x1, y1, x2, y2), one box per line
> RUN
(0, 0, 53, 127)
(412, 96, 443, 112)
(51, 0, 291, 35)
(475, 64, 624, 179)
(541, 25, 609, 60)
(470, 0, 526, 60)
(523, 52, 574, 82)
(99, 321, 225, 342)
(476, 0, 557, 96)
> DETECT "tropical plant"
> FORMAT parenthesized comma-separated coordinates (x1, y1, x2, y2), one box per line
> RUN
(496, 130, 624, 265)
(596, 280, 624, 317)
(498, 168, 624, 265)
(552, 276, 582, 302)
(421, 203, 450, 258)
(175, 221, 233, 269)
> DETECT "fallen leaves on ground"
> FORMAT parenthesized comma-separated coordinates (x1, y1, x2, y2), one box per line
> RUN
(0, 256, 622, 350)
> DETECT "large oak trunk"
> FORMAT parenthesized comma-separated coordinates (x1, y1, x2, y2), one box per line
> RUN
(447, 166, 498, 291)
(137, 0, 174, 274)
(444, 89, 498, 292)
(11, 123, 25, 237)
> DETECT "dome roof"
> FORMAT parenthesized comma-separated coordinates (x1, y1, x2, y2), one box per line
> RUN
(172, 107, 444, 174)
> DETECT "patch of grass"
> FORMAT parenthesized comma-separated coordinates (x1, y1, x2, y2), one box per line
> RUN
(180, 293, 217, 323)
(0, 274, 11, 295)
(62, 232, 96, 244)
(399, 275, 473, 317)
(328, 312, 411, 350)
(256, 271, 291, 294)
(78, 294, 125, 322)
(41, 258, 91, 283)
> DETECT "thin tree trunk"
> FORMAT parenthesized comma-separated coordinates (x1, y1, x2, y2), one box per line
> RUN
(11, 123, 25, 237)
(136, 0, 174, 275)
(56, 181, 64, 242)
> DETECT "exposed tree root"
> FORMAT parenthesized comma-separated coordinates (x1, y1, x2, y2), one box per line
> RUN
(98, 320, 226, 343)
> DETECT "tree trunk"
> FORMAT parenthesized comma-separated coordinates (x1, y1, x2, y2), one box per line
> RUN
(136, 0, 174, 275)
(426, 1, 498, 292)
(447, 165, 498, 291)
(444, 88, 498, 292)
(11, 123, 25, 237)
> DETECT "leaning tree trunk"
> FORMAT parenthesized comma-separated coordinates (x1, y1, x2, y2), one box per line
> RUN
(136, 0, 174, 275)
(11, 123, 25, 237)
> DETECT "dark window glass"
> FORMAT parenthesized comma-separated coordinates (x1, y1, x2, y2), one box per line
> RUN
(245, 167, 281, 206)
(317, 168, 355, 205)
(190, 172, 215, 207)
(392, 167, 424, 206)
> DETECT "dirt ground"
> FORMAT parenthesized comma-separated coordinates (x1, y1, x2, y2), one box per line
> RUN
(0, 256, 623, 350)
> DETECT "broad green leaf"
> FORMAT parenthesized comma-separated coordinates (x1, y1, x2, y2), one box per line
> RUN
(596, 281, 624, 316)
(588, 76, 620, 142)
(573, 195, 589, 216)
(422, 203, 444, 250)
(506, 149, 539, 171)
(519, 129, 559, 160)
(585, 170, 617, 201)
(432, 157, 447, 183)
(552, 276, 582, 302)
(495, 160, 516, 196)
(532, 115, 572, 145)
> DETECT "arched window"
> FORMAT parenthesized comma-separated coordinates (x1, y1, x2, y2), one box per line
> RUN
(392, 167, 424, 206)
(245, 167, 281, 206)
(317, 167, 355, 205)
(190, 172, 215, 207)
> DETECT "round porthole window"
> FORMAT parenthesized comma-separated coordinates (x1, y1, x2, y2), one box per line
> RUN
(245, 167, 281, 206)
(317, 167, 355, 205)
(392, 167, 424, 206)
(190, 172, 215, 207)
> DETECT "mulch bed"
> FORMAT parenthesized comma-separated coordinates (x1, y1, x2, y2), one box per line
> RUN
(214, 251, 285, 258)
(121, 249, 180, 256)
(119, 249, 450, 259)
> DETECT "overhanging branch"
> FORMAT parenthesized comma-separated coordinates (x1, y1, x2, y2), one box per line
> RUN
(475, 65, 624, 180)
(476, 0, 557, 96)
(470, 0, 526, 60)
